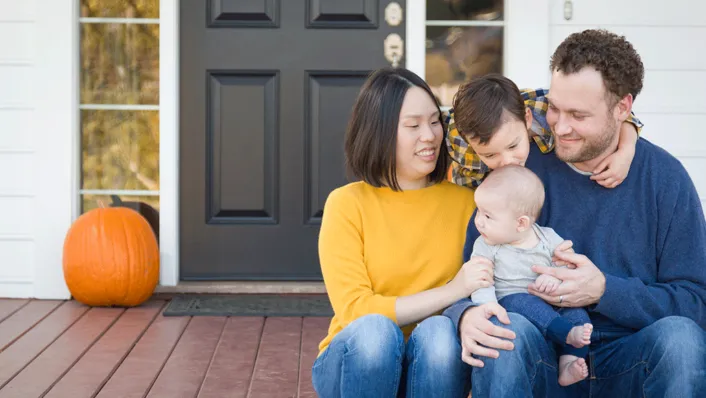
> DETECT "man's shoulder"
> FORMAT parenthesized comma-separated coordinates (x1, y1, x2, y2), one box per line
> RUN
(636, 138, 691, 180)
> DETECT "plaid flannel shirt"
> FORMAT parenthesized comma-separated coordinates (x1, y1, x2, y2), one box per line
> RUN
(445, 88, 644, 188)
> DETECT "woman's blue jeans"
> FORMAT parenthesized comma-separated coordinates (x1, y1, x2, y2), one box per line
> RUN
(312, 314, 471, 398)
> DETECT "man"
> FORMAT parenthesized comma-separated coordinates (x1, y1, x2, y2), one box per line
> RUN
(444, 29, 706, 397)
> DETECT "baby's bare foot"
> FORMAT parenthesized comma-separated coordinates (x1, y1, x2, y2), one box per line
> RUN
(566, 323, 593, 348)
(558, 356, 589, 386)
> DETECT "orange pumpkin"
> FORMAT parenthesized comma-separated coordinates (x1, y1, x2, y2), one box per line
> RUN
(62, 206, 159, 307)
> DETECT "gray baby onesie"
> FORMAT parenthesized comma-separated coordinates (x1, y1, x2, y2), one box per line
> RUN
(471, 224, 565, 303)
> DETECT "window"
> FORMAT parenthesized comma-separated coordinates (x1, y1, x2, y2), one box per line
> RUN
(425, 0, 504, 110)
(78, 1, 160, 235)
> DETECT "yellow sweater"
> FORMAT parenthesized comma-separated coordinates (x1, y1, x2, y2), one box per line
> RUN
(317, 181, 476, 355)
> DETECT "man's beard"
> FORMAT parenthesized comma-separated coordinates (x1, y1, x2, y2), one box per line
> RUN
(555, 117, 619, 163)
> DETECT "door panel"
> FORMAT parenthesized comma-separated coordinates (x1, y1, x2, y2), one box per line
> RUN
(180, 0, 406, 280)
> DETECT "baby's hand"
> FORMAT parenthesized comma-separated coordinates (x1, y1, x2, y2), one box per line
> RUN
(553, 240, 576, 269)
(590, 146, 634, 189)
(533, 274, 562, 293)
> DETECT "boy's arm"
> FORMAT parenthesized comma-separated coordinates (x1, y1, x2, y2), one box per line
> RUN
(445, 110, 489, 188)
(589, 122, 638, 188)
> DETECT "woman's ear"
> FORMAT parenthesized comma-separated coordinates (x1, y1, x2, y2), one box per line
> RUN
(517, 215, 532, 232)
(524, 107, 533, 130)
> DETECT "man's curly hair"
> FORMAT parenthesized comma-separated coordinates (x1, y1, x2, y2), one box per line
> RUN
(550, 29, 644, 102)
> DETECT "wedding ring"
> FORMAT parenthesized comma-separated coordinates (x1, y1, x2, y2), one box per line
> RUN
(559, 295, 564, 304)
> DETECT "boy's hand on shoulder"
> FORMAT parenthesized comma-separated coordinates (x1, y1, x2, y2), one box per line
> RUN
(590, 146, 634, 189)
(532, 274, 561, 293)
(590, 121, 637, 189)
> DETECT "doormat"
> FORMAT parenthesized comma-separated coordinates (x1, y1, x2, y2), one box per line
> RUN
(162, 294, 333, 317)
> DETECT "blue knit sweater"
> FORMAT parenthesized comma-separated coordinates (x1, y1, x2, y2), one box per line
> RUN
(444, 139, 706, 333)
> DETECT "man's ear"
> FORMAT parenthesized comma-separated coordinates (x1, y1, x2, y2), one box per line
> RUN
(615, 94, 633, 122)
(517, 215, 532, 232)
(524, 107, 533, 130)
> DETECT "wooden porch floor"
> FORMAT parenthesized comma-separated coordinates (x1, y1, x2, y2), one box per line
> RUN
(0, 297, 330, 398)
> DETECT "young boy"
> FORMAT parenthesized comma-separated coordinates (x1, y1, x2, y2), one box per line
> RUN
(470, 165, 592, 386)
(445, 73, 643, 189)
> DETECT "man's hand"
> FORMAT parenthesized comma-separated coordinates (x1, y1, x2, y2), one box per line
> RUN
(459, 303, 516, 367)
(529, 250, 606, 307)
(532, 274, 562, 293)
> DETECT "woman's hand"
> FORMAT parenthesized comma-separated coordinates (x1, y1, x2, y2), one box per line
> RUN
(459, 303, 516, 367)
(451, 256, 494, 296)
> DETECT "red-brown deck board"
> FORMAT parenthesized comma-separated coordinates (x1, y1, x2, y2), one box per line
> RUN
(0, 297, 329, 398)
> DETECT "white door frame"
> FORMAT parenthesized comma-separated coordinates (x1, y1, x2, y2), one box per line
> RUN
(158, 0, 179, 286)
(156, 0, 552, 286)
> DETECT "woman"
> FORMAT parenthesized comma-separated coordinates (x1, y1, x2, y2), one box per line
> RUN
(312, 68, 503, 397)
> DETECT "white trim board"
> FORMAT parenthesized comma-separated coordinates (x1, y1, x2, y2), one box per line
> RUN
(405, 0, 425, 78)
(159, 0, 179, 286)
(31, 0, 78, 299)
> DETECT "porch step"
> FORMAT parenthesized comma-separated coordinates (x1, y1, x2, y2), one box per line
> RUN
(154, 281, 326, 295)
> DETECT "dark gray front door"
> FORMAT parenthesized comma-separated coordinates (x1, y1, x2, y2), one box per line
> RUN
(180, 0, 406, 280)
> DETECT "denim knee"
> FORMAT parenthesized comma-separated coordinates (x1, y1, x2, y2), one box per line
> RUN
(648, 316, 706, 368)
(489, 313, 549, 368)
(408, 316, 460, 369)
(345, 314, 404, 368)
(501, 313, 544, 343)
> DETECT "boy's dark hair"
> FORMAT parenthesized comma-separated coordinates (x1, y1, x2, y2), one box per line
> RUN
(344, 67, 449, 191)
(550, 29, 644, 104)
(451, 73, 525, 145)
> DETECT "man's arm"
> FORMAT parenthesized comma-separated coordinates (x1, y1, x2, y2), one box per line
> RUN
(533, 171, 706, 330)
(593, 174, 706, 329)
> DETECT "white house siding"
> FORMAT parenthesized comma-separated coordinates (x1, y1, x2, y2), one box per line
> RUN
(0, 0, 75, 298)
(0, 1, 37, 297)
(549, 0, 706, 213)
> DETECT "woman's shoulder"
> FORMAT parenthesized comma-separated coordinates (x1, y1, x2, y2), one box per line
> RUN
(435, 180, 476, 200)
(324, 181, 368, 209)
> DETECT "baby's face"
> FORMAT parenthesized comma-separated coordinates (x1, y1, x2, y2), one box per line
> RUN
(474, 190, 522, 246)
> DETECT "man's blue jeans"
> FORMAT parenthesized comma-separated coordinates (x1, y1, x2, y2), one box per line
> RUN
(471, 313, 706, 397)
(311, 314, 471, 397)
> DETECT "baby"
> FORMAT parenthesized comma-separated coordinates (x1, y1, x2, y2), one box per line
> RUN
(470, 165, 593, 386)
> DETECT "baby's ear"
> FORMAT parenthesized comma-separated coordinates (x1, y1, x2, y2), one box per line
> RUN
(517, 215, 532, 232)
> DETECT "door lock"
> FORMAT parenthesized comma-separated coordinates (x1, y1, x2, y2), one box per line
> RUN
(384, 33, 404, 67)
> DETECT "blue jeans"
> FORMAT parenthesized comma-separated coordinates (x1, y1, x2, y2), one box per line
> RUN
(500, 293, 591, 357)
(311, 314, 471, 398)
(472, 314, 706, 397)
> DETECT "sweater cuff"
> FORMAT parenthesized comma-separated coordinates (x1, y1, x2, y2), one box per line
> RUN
(379, 295, 399, 324)
(593, 273, 627, 318)
(442, 298, 478, 335)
